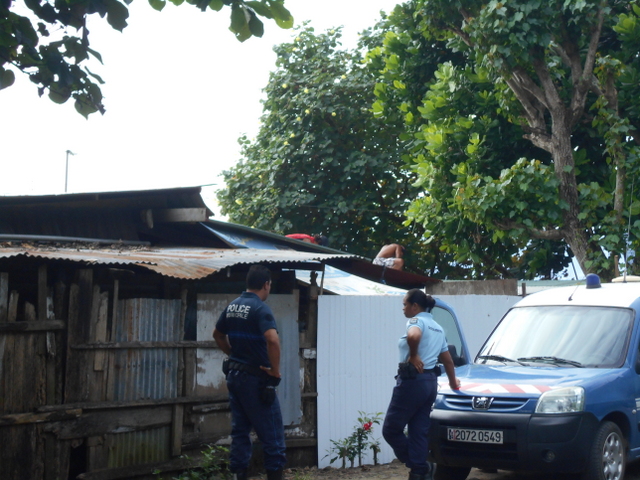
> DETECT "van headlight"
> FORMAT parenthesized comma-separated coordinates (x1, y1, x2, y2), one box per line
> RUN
(535, 387, 585, 413)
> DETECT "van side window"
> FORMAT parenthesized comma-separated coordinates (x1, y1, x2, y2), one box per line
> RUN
(432, 306, 467, 366)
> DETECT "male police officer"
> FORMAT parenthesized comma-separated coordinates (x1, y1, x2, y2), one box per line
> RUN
(213, 265, 286, 480)
(382, 289, 460, 480)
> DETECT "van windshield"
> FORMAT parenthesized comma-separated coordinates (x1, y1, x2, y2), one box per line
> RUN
(476, 306, 634, 368)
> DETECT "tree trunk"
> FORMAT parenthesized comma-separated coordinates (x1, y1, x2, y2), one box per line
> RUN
(550, 108, 591, 275)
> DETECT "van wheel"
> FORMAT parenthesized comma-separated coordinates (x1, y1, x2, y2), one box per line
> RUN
(582, 421, 625, 480)
(433, 464, 471, 480)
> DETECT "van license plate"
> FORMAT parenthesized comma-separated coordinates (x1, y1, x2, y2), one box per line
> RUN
(447, 427, 503, 444)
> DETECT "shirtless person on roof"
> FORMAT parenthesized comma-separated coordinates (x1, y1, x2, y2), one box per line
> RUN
(373, 243, 405, 271)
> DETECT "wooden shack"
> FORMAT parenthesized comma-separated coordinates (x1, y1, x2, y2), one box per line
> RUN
(0, 187, 379, 480)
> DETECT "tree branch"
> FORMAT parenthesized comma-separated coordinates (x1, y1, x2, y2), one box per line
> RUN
(569, 4, 606, 127)
(494, 219, 564, 241)
(531, 54, 564, 120)
(504, 74, 553, 151)
(504, 76, 546, 126)
(510, 65, 549, 109)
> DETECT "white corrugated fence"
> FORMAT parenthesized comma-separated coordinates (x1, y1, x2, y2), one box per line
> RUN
(316, 294, 520, 468)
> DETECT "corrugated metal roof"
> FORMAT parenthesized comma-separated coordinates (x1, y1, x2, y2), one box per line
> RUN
(297, 266, 407, 295)
(0, 245, 361, 280)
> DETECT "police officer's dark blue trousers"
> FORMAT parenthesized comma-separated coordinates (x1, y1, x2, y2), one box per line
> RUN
(226, 370, 287, 473)
(382, 372, 438, 475)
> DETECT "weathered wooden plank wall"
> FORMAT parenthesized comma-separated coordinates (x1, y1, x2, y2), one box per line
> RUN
(1, 264, 59, 479)
(0, 263, 316, 480)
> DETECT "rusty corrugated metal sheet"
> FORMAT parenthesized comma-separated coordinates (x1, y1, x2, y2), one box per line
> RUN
(106, 426, 171, 468)
(0, 245, 360, 279)
(113, 299, 181, 401)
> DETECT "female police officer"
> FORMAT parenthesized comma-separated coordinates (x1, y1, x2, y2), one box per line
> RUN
(382, 289, 461, 480)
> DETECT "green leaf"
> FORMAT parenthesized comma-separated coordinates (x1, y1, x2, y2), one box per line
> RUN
(87, 47, 103, 64)
(85, 67, 105, 84)
(248, 11, 264, 37)
(208, 0, 223, 11)
(148, 0, 166, 11)
(49, 86, 70, 104)
(74, 96, 99, 118)
(0, 69, 15, 90)
(105, 0, 129, 31)
(245, 1, 272, 18)
(230, 4, 249, 34)
(268, 0, 293, 29)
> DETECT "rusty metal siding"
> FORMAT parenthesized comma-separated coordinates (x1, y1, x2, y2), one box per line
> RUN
(112, 299, 182, 401)
(106, 426, 171, 469)
(267, 293, 302, 426)
(196, 293, 301, 426)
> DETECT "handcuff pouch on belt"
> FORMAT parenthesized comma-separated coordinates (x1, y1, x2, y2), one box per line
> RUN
(259, 375, 281, 406)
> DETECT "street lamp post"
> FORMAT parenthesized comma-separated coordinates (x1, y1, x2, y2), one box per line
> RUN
(65, 150, 76, 193)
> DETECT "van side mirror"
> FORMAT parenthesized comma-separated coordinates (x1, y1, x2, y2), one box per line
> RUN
(635, 355, 640, 375)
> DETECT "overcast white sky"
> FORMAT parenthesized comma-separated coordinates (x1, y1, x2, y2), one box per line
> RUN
(0, 0, 400, 216)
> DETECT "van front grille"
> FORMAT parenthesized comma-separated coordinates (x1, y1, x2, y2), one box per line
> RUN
(443, 395, 529, 412)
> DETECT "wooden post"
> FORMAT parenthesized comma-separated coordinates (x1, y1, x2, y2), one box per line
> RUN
(54, 279, 68, 322)
(65, 270, 93, 403)
(0, 272, 8, 323)
(184, 348, 196, 397)
(105, 279, 119, 402)
(110, 279, 119, 341)
(38, 265, 47, 321)
(93, 291, 109, 402)
(171, 404, 184, 457)
(24, 302, 36, 322)
(177, 288, 188, 397)
(8, 290, 18, 322)
(46, 332, 56, 404)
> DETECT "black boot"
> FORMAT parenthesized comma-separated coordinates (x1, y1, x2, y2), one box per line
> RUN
(233, 471, 248, 480)
(266, 469, 283, 480)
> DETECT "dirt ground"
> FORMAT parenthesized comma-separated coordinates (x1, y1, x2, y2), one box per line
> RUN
(277, 459, 640, 480)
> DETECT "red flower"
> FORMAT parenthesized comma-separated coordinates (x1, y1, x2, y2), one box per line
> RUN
(363, 422, 373, 431)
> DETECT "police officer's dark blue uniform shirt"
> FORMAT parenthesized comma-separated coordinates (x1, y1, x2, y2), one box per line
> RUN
(216, 291, 278, 368)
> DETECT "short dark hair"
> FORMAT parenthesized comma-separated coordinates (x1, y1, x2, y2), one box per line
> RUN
(246, 265, 271, 290)
(315, 235, 329, 246)
(405, 288, 435, 312)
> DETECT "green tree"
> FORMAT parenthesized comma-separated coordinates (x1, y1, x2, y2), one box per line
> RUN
(374, 0, 640, 279)
(0, 0, 292, 117)
(369, 1, 571, 279)
(217, 25, 434, 266)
